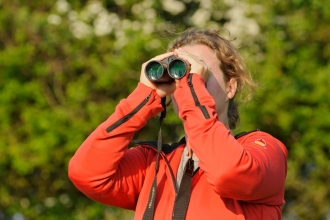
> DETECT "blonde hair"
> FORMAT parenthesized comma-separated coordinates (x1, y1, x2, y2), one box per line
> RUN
(167, 28, 257, 129)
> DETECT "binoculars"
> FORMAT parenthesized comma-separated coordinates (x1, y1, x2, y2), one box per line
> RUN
(144, 56, 189, 82)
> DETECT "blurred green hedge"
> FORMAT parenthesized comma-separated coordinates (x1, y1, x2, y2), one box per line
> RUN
(0, 0, 329, 219)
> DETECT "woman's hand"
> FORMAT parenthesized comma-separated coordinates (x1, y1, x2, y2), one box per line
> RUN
(174, 48, 211, 82)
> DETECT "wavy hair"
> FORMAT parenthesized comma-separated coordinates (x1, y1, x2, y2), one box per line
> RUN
(167, 28, 257, 129)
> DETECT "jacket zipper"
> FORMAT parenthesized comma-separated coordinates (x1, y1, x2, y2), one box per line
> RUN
(106, 93, 151, 133)
(187, 74, 210, 119)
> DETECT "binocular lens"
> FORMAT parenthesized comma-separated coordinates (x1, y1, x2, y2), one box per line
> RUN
(168, 60, 186, 79)
(145, 62, 164, 81)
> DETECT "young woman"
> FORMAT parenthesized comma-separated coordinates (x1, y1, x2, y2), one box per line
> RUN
(69, 28, 288, 219)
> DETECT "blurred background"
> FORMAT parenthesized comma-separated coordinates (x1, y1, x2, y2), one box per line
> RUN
(0, 0, 330, 219)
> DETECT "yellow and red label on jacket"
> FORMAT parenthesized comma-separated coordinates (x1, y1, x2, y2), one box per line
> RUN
(254, 138, 267, 148)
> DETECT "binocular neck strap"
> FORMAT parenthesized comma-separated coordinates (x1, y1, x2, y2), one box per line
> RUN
(142, 97, 166, 220)
(143, 97, 194, 219)
(172, 149, 194, 220)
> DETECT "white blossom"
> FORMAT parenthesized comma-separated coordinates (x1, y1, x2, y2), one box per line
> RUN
(132, 21, 141, 31)
(56, 0, 70, 13)
(224, 2, 260, 38)
(94, 12, 116, 36)
(59, 194, 71, 205)
(199, 0, 212, 9)
(87, 1, 104, 14)
(114, 30, 128, 49)
(131, 3, 144, 15)
(70, 20, 92, 39)
(142, 21, 154, 34)
(68, 11, 78, 21)
(47, 14, 62, 25)
(162, 0, 186, 15)
(190, 8, 211, 27)
(44, 197, 56, 208)
(145, 8, 156, 20)
(145, 39, 162, 51)
(114, 0, 126, 5)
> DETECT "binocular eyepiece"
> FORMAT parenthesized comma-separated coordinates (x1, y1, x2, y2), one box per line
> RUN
(144, 56, 189, 82)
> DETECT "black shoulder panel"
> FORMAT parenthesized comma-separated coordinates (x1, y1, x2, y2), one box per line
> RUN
(132, 137, 186, 154)
(234, 129, 260, 139)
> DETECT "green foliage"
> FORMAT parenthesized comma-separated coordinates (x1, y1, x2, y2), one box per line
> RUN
(0, 0, 329, 219)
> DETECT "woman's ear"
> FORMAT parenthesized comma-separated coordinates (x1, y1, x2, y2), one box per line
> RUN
(226, 78, 237, 100)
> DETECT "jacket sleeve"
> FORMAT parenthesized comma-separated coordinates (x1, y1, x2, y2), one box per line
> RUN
(68, 83, 163, 209)
(173, 73, 288, 204)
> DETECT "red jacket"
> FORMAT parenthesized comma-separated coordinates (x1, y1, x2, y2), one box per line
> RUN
(69, 74, 288, 219)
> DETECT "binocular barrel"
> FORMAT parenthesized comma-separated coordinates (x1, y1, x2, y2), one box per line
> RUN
(144, 56, 189, 82)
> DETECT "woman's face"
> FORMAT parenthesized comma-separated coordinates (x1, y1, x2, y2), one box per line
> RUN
(172, 44, 236, 127)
